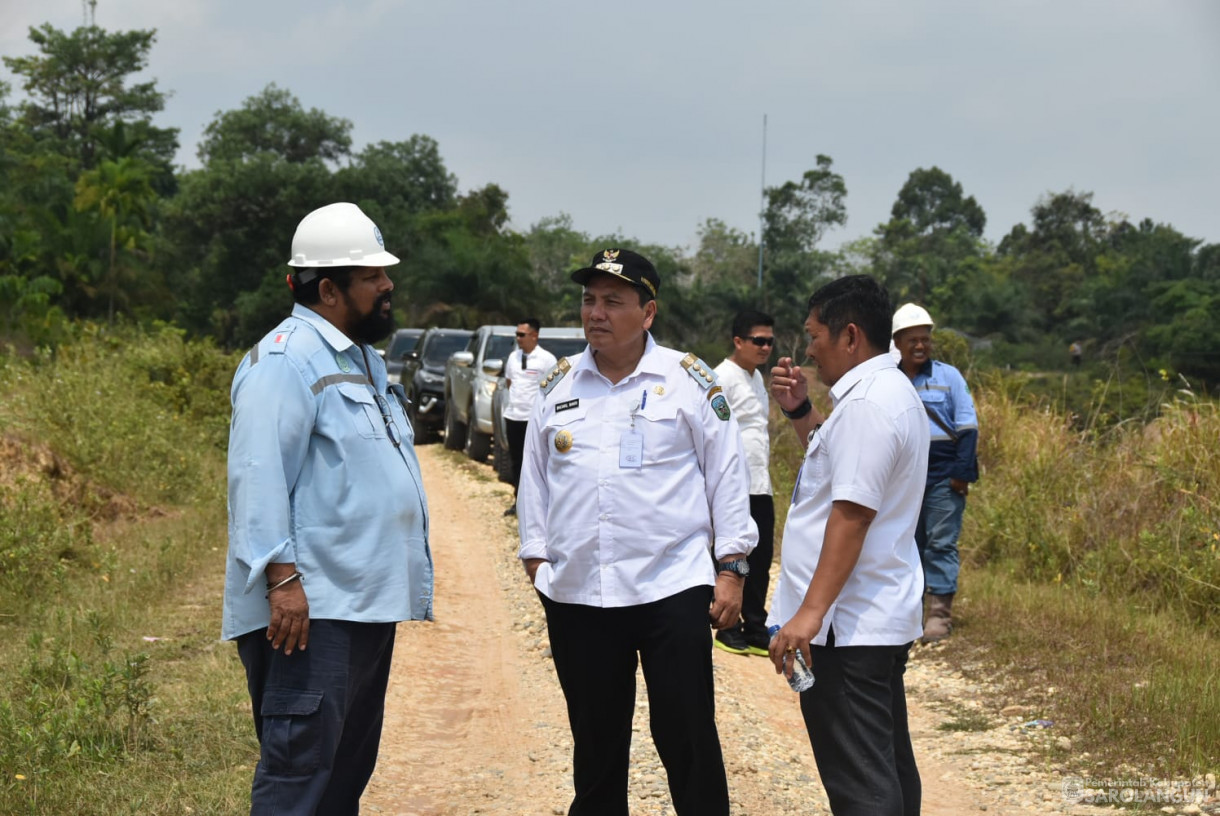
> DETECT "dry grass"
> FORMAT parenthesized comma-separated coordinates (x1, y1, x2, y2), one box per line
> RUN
(767, 368, 1219, 778)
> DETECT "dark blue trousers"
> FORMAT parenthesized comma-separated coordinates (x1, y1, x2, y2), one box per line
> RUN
(237, 620, 396, 816)
(540, 586, 729, 816)
(799, 629, 920, 816)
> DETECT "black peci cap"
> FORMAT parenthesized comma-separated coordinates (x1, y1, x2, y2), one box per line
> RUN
(570, 248, 660, 300)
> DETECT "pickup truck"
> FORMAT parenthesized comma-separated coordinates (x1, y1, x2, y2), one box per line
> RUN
(443, 325, 517, 461)
(403, 327, 473, 443)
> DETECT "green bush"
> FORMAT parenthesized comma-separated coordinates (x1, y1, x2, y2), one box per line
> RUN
(2, 322, 237, 506)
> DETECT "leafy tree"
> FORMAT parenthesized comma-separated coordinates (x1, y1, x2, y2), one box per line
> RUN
(688, 218, 758, 290)
(335, 136, 457, 234)
(998, 190, 1108, 333)
(874, 166, 987, 306)
(523, 214, 589, 302)
(197, 83, 350, 165)
(760, 155, 848, 348)
(163, 85, 350, 344)
(74, 156, 157, 321)
(2, 22, 177, 179)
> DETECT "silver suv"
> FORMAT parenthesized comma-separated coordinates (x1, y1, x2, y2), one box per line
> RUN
(443, 325, 517, 462)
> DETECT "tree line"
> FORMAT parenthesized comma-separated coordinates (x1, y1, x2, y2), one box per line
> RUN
(2, 20, 1218, 385)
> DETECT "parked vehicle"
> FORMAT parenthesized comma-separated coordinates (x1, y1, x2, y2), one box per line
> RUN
(443, 325, 517, 462)
(402, 328, 473, 443)
(490, 327, 588, 483)
(383, 328, 424, 384)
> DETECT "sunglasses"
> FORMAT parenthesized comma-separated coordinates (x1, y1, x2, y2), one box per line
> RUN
(742, 335, 775, 347)
(515, 332, 529, 338)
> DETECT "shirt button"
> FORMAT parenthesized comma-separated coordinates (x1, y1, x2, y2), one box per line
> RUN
(599, 513, 609, 520)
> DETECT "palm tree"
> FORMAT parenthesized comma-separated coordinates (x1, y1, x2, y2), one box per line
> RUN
(73, 155, 154, 322)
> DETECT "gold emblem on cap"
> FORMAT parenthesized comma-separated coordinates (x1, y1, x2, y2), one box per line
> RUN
(603, 249, 620, 262)
(554, 429, 573, 453)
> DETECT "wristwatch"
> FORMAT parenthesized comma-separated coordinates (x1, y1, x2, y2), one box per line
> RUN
(716, 559, 750, 578)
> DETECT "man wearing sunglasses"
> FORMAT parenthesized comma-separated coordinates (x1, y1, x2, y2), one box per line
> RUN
(502, 318, 557, 516)
(224, 203, 433, 815)
(712, 310, 777, 657)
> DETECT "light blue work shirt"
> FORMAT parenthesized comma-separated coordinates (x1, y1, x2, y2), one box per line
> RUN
(222, 304, 433, 640)
(911, 358, 979, 484)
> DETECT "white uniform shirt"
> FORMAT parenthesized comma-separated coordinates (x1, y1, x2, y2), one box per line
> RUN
(517, 334, 758, 607)
(503, 345, 558, 422)
(767, 353, 928, 646)
(713, 358, 772, 496)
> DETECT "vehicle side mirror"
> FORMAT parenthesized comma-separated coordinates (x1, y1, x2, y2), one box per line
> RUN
(483, 358, 504, 375)
(377, 349, 386, 358)
(451, 351, 475, 367)
(405, 350, 420, 362)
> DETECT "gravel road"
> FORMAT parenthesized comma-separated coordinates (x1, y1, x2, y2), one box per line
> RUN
(360, 445, 1217, 816)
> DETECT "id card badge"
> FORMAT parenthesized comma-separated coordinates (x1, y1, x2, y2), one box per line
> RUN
(619, 430, 643, 468)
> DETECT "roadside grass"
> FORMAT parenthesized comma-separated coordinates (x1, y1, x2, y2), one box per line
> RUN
(942, 566, 1218, 778)
(935, 704, 993, 733)
(0, 325, 254, 815)
(767, 365, 1219, 780)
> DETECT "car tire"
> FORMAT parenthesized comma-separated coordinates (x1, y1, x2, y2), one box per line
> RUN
(443, 398, 466, 451)
(493, 435, 513, 483)
(465, 412, 491, 463)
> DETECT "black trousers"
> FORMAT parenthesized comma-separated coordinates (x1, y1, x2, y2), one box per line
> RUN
(740, 494, 775, 645)
(506, 418, 528, 496)
(237, 620, 396, 816)
(540, 586, 729, 816)
(799, 629, 921, 816)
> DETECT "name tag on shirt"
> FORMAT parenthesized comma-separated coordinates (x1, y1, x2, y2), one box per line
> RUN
(555, 399, 579, 413)
(619, 430, 643, 468)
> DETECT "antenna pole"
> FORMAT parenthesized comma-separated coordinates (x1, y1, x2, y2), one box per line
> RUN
(757, 114, 767, 290)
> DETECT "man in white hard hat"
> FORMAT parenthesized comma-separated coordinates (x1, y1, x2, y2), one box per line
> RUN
(891, 303, 979, 643)
(223, 202, 433, 814)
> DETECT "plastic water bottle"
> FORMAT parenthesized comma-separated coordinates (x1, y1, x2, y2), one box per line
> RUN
(768, 625, 815, 692)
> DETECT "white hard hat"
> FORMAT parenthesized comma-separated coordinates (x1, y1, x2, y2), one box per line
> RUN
(892, 303, 934, 336)
(287, 202, 400, 271)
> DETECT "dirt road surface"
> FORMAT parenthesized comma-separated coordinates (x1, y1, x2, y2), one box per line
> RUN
(361, 445, 1122, 816)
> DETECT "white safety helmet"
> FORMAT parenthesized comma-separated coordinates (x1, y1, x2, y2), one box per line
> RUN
(892, 303, 934, 337)
(287, 203, 400, 281)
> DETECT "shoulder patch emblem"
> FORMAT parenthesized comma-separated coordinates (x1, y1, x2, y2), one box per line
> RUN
(268, 325, 295, 354)
(708, 385, 731, 421)
(540, 357, 572, 396)
(252, 325, 295, 365)
(680, 352, 717, 390)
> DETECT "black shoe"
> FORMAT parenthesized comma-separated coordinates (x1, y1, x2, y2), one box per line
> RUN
(714, 628, 750, 656)
(503, 504, 516, 517)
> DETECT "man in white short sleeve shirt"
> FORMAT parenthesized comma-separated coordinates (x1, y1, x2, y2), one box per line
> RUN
(768, 274, 928, 816)
(712, 309, 777, 656)
(502, 317, 557, 516)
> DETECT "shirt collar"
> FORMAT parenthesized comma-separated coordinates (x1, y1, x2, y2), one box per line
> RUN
(292, 302, 355, 352)
(829, 352, 898, 407)
(573, 332, 662, 382)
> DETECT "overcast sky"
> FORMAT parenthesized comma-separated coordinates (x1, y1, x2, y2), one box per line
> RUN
(3, 1, 1217, 254)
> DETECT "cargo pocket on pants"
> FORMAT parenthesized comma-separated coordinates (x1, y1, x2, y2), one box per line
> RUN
(259, 688, 324, 776)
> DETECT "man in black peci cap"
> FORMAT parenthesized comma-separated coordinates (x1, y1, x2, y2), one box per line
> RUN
(517, 248, 758, 816)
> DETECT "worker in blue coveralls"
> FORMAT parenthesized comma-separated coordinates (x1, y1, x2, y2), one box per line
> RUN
(891, 303, 978, 643)
(223, 202, 433, 815)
